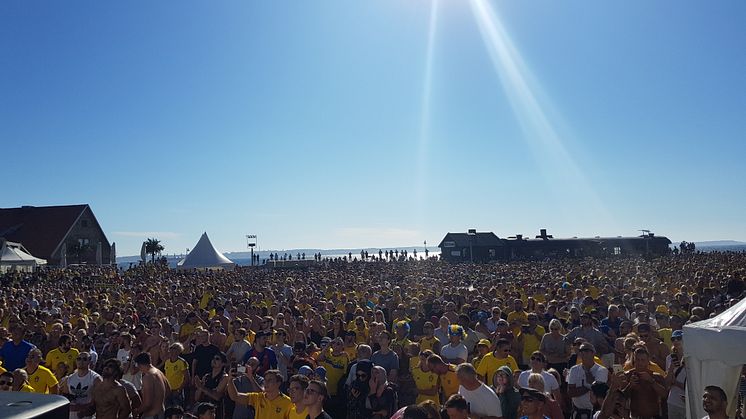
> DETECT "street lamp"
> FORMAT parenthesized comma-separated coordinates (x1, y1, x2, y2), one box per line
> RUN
(246, 235, 257, 266)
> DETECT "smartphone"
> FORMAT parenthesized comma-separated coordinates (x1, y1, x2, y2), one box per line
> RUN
(613, 364, 623, 374)
(237, 365, 246, 374)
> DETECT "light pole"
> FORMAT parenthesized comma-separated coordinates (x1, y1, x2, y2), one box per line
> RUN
(246, 235, 257, 266)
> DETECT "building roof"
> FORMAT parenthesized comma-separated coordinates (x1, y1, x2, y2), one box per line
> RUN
(438, 232, 503, 248)
(0, 204, 90, 258)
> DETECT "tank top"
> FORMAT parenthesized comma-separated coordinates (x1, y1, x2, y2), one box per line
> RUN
(66, 370, 101, 419)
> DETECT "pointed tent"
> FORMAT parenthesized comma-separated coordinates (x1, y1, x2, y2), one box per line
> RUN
(0, 240, 47, 273)
(683, 296, 746, 419)
(177, 232, 235, 270)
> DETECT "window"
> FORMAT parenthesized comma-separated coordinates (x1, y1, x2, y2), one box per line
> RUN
(78, 238, 90, 246)
(614, 247, 621, 255)
(443, 241, 456, 248)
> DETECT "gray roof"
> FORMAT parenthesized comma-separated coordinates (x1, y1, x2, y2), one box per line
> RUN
(438, 232, 503, 248)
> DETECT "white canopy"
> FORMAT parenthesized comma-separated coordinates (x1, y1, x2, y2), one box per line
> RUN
(177, 232, 235, 270)
(0, 240, 47, 273)
(683, 296, 746, 419)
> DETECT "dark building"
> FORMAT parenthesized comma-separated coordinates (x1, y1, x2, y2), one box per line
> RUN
(438, 229, 505, 262)
(439, 228, 671, 262)
(0, 204, 112, 266)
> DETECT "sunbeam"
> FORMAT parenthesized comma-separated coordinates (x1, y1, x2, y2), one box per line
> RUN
(469, 0, 616, 229)
(415, 0, 438, 224)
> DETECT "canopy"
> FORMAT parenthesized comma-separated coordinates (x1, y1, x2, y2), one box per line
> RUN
(177, 232, 235, 270)
(0, 240, 47, 273)
(683, 296, 746, 419)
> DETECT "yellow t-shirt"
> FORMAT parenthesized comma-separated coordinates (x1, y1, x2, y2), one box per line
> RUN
(419, 336, 440, 352)
(165, 358, 189, 389)
(657, 328, 673, 348)
(508, 311, 528, 334)
(200, 292, 213, 310)
(320, 351, 349, 396)
(343, 344, 358, 361)
(412, 365, 439, 405)
(475, 353, 519, 384)
(45, 347, 80, 372)
(27, 365, 58, 393)
(285, 404, 306, 419)
(440, 364, 460, 399)
(0, 362, 6, 374)
(519, 326, 546, 363)
(246, 392, 292, 419)
(20, 383, 35, 392)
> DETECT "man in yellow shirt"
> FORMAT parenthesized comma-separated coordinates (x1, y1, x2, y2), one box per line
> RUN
(286, 374, 309, 419)
(24, 348, 58, 394)
(164, 342, 189, 407)
(227, 369, 292, 419)
(419, 322, 442, 354)
(412, 350, 439, 405)
(475, 338, 519, 385)
(45, 334, 79, 373)
(427, 354, 459, 402)
(517, 314, 545, 367)
(318, 338, 349, 397)
(507, 299, 528, 335)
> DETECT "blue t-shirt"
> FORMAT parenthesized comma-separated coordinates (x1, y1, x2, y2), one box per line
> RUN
(0, 340, 35, 371)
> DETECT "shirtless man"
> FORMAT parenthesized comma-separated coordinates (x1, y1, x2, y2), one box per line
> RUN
(133, 352, 170, 419)
(86, 359, 131, 419)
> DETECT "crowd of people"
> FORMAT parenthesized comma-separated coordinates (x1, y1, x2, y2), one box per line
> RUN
(1, 251, 745, 419)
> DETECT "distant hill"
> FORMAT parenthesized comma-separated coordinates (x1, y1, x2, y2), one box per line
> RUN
(695, 240, 746, 247)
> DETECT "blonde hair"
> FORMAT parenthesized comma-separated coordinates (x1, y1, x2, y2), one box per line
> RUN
(528, 372, 545, 392)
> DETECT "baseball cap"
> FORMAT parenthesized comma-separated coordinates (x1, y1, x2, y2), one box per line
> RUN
(477, 339, 491, 347)
(671, 330, 684, 339)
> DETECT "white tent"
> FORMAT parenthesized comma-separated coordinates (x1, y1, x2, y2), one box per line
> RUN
(683, 296, 746, 419)
(177, 232, 235, 270)
(0, 240, 47, 273)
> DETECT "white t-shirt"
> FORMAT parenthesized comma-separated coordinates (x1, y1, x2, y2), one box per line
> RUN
(65, 369, 101, 419)
(567, 363, 608, 410)
(518, 369, 560, 392)
(458, 383, 503, 417)
(441, 343, 468, 363)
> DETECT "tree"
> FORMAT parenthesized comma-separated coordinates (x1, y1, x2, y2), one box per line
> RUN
(145, 238, 164, 263)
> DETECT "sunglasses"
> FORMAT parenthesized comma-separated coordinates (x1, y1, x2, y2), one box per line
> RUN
(530, 357, 544, 362)
(671, 337, 682, 341)
(522, 396, 540, 402)
(0, 381, 12, 386)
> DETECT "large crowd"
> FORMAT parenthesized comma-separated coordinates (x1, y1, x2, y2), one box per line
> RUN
(1, 252, 745, 419)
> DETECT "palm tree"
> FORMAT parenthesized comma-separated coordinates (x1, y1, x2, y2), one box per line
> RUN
(145, 238, 164, 263)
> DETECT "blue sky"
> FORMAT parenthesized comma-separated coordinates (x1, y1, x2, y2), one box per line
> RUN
(2, 1, 745, 256)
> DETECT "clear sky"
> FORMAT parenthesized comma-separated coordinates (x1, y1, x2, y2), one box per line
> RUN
(2, 1, 745, 256)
